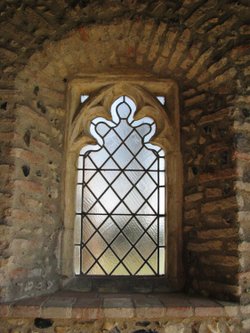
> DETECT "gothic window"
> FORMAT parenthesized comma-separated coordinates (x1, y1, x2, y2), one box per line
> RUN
(74, 96, 165, 276)
(63, 78, 182, 288)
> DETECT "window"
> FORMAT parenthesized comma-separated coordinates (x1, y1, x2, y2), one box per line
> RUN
(62, 75, 183, 289)
(74, 96, 165, 276)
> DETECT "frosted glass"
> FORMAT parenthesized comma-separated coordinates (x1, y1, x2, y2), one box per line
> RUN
(77, 169, 83, 183)
(123, 131, 142, 154)
(84, 157, 96, 169)
(159, 217, 165, 246)
(136, 173, 157, 198)
(88, 202, 107, 214)
(102, 170, 120, 183)
(88, 264, 105, 275)
(111, 233, 132, 259)
(80, 95, 89, 103)
(159, 248, 165, 275)
(86, 232, 107, 258)
(75, 95, 166, 276)
(156, 96, 165, 105)
(159, 156, 165, 170)
(75, 185, 82, 213)
(125, 170, 144, 184)
(159, 171, 165, 186)
(87, 172, 108, 198)
(147, 222, 157, 243)
(148, 171, 157, 183)
(87, 215, 108, 230)
(82, 218, 95, 243)
(136, 147, 157, 169)
(88, 148, 109, 168)
(137, 201, 156, 215)
(96, 123, 110, 137)
(82, 248, 95, 273)
(113, 145, 133, 168)
(148, 250, 157, 270)
(74, 246, 80, 274)
(102, 158, 119, 169)
(123, 219, 144, 244)
(114, 120, 133, 140)
(112, 173, 132, 199)
(98, 248, 119, 274)
(123, 249, 144, 274)
(99, 188, 120, 213)
(74, 215, 81, 244)
(104, 132, 122, 153)
(113, 264, 130, 275)
(124, 188, 144, 213)
(117, 102, 131, 119)
(112, 215, 132, 229)
(84, 170, 96, 183)
(135, 124, 151, 137)
(159, 187, 165, 215)
(136, 234, 156, 259)
(147, 190, 158, 211)
(126, 158, 144, 170)
(137, 263, 154, 275)
(113, 202, 131, 214)
(82, 187, 97, 212)
(99, 218, 120, 244)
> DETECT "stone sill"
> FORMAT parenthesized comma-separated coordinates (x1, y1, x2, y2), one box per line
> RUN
(0, 291, 242, 320)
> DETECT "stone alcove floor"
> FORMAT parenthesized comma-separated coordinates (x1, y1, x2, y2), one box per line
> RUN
(0, 291, 242, 320)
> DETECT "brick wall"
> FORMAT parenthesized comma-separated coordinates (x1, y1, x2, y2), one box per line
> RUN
(0, 0, 249, 306)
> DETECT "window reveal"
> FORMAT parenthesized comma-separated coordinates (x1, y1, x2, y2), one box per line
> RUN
(74, 96, 166, 276)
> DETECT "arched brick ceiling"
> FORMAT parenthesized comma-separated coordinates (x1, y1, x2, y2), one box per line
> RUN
(0, 0, 249, 88)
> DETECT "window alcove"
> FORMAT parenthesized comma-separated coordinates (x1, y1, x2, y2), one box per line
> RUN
(62, 75, 183, 292)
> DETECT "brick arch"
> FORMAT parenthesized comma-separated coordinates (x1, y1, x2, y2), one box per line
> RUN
(0, 10, 248, 302)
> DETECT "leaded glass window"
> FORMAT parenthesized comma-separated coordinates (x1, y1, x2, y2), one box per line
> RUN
(74, 96, 166, 276)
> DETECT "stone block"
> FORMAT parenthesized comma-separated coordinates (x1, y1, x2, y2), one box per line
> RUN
(148, 22, 167, 62)
(200, 254, 239, 267)
(197, 228, 237, 240)
(42, 296, 76, 319)
(168, 29, 191, 71)
(189, 297, 225, 317)
(186, 48, 213, 80)
(205, 188, 223, 199)
(134, 295, 165, 319)
(187, 240, 223, 252)
(164, 323, 190, 333)
(103, 297, 134, 318)
(201, 197, 237, 214)
(242, 318, 250, 330)
(161, 30, 178, 59)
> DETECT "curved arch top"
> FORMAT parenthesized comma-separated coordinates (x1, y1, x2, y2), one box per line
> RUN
(66, 77, 180, 154)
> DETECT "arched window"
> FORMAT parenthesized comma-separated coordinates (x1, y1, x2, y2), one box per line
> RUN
(62, 77, 183, 289)
(74, 96, 165, 276)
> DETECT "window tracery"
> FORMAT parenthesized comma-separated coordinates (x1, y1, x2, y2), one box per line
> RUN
(75, 96, 166, 276)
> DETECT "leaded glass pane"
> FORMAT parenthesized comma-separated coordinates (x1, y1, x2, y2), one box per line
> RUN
(75, 95, 166, 276)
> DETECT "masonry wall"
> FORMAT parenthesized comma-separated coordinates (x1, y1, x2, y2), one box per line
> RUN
(0, 0, 249, 305)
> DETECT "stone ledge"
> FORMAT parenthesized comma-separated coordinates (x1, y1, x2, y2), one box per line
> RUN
(0, 291, 242, 320)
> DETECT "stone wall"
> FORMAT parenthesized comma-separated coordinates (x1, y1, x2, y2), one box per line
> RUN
(0, 0, 249, 305)
(0, 318, 244, 333)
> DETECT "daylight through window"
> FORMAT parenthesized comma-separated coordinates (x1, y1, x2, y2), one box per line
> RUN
(74, 96, 166, 276)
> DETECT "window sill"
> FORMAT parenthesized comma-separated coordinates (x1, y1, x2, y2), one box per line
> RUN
(0, 291, 240, 320)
